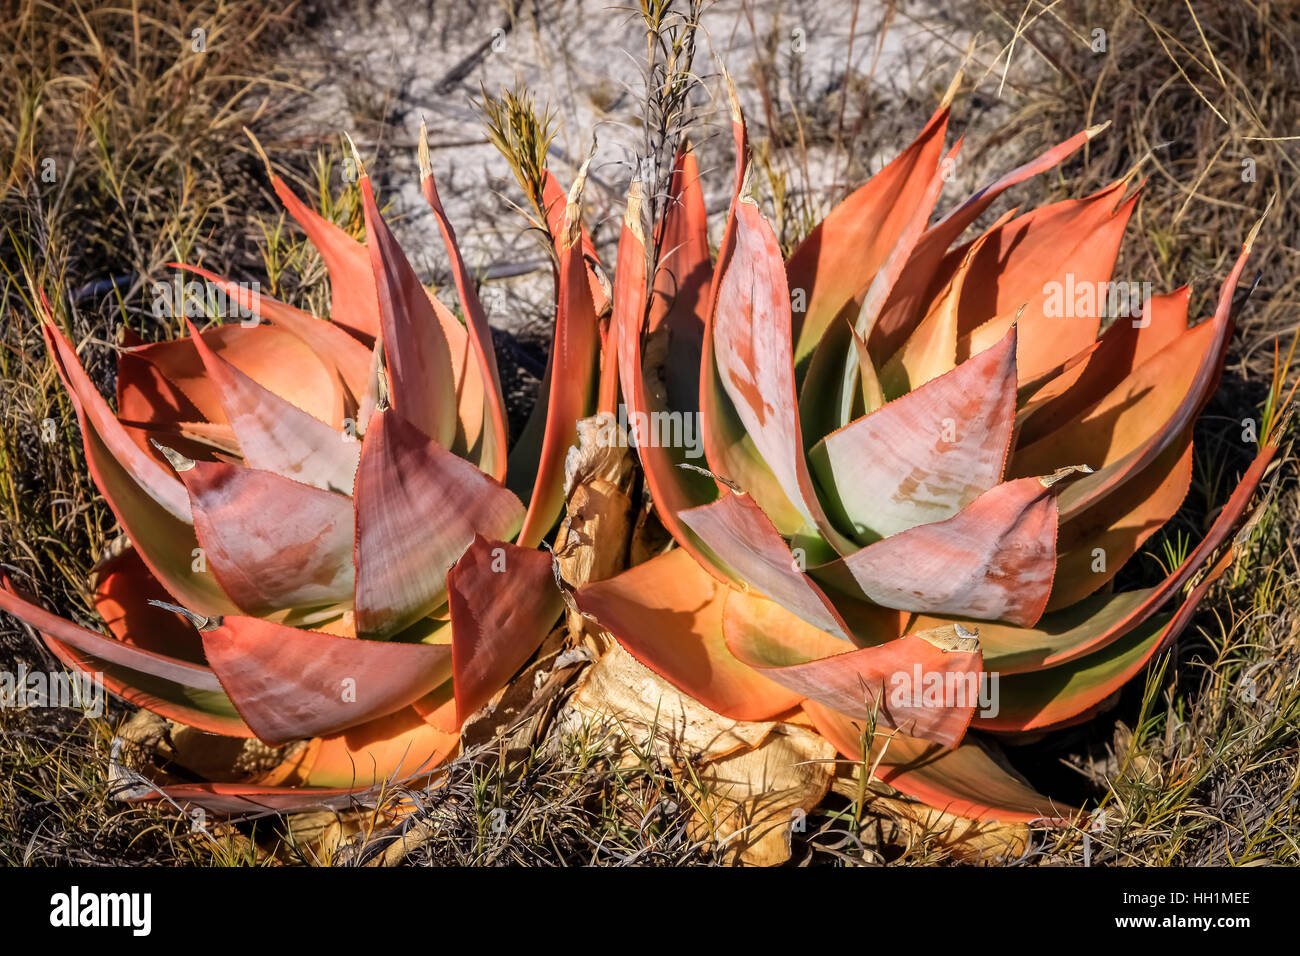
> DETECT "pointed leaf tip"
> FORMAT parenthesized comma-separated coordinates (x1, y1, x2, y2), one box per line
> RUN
(148, 439, 195, 473)
(418, 118, 433, 180)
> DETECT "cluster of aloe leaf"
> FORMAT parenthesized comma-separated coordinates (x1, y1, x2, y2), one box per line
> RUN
(0, 74, 1279, 824)
(0, 127, 604, 811)
(576, 82, 1280, 822)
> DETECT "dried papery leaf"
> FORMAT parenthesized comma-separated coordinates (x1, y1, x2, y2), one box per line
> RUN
(566, 639, 832, 868)
(554, 414, 638, 648)
(564, 639, 778, 764)
(458, 626, 576, 752)
(694, 723, 835, 867)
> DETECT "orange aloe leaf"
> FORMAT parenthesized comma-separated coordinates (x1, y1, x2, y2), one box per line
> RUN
(0, 578, 249, 737)
(169, 456, 356, 618)
(127, 323, 339, 431)
(613, 180, 721, 575)
(723, 591, 981, 748)
(954, 182, 1139, 383)
(185, 318, 361, 495)
(788, 105, 952, 368)
(359, 173, 460, 450)
(447, 535, 564, 725)
(574, 548, 803, 722)
(41, 318, 235, 617)
(200, 618, 453, 746)
(1031, 240, 1254, 523)
(647, 145, 712, 412)
(817, 472, 1076, 627)
(1048, 435, 1192, 610)
(803, 701, 1073, 824)
(170, 262, 371, 425)
(710, 197, 856, 554)
(541, 168, 609, 315)
(698, 72, 809, 538)
(879, 209, 1017, 395)
(138, 705, 459, 813)
(809, 326, 1018, 543)
(260, 160, 380, 342)
(798, 140, 957, 454)
(418, 123, 509, 482)
(873, 122, 1106, 357)
(514, 166, 602, 548)
(300, 705, 459, 789)
(116, 345, 207, 466)
(678, 491, 852, 641)
(930, 437, 1277, 682)
(352, 408, 524, 639)
(1016, 287, 1191, 438)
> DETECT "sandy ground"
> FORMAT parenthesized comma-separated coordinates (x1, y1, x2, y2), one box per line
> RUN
(271, 0, 985, 341)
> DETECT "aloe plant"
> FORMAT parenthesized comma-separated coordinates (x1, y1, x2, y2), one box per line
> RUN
(0, 128, 603, 812)
(577, 82, 1281, 822)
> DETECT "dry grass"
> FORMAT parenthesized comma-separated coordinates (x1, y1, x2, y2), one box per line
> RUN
(0, 0, 305, 865)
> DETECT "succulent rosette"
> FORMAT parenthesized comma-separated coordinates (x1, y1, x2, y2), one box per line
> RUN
(0, 127, 606, 812)
(576, 83, 1280, 822)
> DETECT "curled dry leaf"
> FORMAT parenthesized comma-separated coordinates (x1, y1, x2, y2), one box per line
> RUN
(564, 640, 834, 866)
